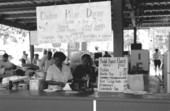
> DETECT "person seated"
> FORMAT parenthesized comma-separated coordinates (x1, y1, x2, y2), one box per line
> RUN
(0, 53, 20, 81)
(0, 53, 13, 70)
(21, 59, 39, 71)
(71, 54, 98, 91)
(45, 51, 73, 90)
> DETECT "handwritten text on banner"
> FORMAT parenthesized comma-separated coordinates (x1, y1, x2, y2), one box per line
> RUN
(98, 57, 128, 92)
(36, 1, 112, 43)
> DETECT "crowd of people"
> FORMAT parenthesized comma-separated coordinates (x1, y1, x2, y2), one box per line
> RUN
(0, 48, 166, 91)
(0, 50, 112, 91)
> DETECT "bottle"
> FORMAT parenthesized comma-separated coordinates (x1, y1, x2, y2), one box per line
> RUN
(86, 74, 89, 88)
(13, 84, 18, 90)
(160, 86, 164, 93)
(9, 81, 13, 90)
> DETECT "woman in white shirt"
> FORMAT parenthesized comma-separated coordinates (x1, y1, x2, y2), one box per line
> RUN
(45, 52, 73, 90)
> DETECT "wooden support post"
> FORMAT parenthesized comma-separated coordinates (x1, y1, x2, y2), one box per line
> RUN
(134, 27, 137, 44)
(30, 45, 34, 63)
(112, 0, 124, 57)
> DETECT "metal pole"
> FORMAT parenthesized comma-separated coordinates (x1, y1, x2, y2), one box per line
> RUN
(134, 27, 137, 44)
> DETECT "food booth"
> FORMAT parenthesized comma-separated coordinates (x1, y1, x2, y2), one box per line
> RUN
(0, 1, 170, 111)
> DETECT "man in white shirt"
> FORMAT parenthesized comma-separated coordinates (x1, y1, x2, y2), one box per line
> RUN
(153, 48, 162, 76)
(21, 51, 27, 62)
(39, 50, 47, 71)
(44, 51, 54, 72)
(32, 54, 40, 66)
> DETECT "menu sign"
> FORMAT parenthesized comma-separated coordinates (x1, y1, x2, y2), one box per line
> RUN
(36, 1, 112, 43)
(98, 57, 128, 92)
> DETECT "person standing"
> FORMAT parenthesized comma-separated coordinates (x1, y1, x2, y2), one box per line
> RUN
(44, 51, 54, 73)
(32, 54, 40, 66)
(103, 51, 111, 57)
(39, 50, 48, 71)
(21, 51, 27, 62)
(153, 48, 162, 76)
(45, 51, 73, 90)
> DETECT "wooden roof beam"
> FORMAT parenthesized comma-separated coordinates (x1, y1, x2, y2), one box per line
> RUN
(139, 1, 170, 6)
(141, 23, 170, 27)
(142, 5, 170, 11)
(0, 0, 62, 9)
(18, 19, 36, 23)
(139, 14, 170, 18)
(0, 0, 70, 9)
(0, 7, 35, 14)
(0, 0, 33, 4)
(0, 15, 6, 21)
(3, 13, 36, 19)
(0, 19, 30, 30)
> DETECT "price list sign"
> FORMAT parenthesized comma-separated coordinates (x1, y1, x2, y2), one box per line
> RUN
(98, 57, 128, 92)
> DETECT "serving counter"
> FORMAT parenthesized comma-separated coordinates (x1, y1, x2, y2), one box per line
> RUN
(0, 90, 169, 111)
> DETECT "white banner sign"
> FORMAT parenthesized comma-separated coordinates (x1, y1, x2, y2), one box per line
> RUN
(36, 1, 112, 43)
(98, 57, 128, 92)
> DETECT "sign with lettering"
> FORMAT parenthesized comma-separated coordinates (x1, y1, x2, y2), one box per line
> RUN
(36, 1, 112, 43)
(98, 57, 128, 92)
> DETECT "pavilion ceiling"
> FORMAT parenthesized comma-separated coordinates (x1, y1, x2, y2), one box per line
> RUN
(0, 0, 170, 30)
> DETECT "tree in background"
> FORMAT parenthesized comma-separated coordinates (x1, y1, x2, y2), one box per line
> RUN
(0, 24, 29, 65)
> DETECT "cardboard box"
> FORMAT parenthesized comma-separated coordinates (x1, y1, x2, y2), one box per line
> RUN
(29, 79, 44, 90)
(130, 50, 150, 71)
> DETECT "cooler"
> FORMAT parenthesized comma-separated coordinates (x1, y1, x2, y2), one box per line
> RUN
(130, 50, 150, 91)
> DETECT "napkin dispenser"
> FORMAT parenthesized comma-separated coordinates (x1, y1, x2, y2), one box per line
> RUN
(29, 78, 44, 90)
